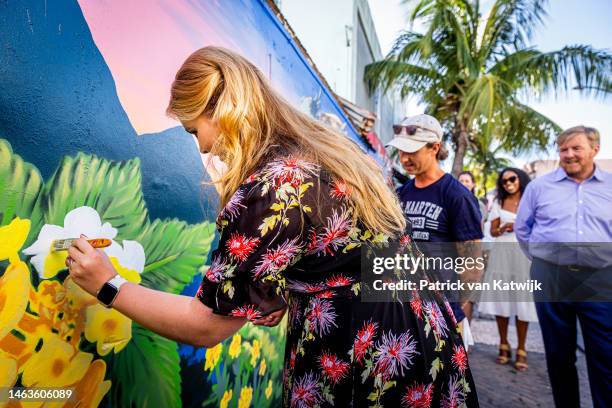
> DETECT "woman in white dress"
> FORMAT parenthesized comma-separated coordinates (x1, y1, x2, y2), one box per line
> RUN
(479, 168, 537, 371)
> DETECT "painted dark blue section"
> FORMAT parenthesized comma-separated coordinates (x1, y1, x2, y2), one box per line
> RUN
(0, 0, 369, 224)
(0, 0, 215, 224)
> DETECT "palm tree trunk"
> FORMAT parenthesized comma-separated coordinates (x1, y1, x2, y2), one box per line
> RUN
(451, 124, 468, 177)
(482, 165, 489, 196)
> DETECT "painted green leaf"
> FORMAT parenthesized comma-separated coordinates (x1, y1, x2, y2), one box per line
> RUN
(137, 219, 215, 294)
(105, 324, 181, 408)
(38, 152, 148, 241)
(0, 139, 44, 244)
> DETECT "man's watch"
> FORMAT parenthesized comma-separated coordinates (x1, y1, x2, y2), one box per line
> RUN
(96, 275, 128, 308)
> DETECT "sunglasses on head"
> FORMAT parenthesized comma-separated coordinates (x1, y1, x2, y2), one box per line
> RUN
(502, 175, 518, 185)
(393, 124, 422, 135)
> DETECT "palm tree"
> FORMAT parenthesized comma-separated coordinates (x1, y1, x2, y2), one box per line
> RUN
(466, 143, 512, 196)
(365, 0, 612, 176)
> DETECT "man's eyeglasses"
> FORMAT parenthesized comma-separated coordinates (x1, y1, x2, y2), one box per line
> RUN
(502, 175, 518, 185)
(393, 124, 424, 135)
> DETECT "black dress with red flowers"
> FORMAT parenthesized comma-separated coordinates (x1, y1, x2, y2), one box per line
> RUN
(196, 156, 479, 407)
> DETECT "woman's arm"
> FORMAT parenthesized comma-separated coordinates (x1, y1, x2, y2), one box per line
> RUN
(112, 283, 245, 347)
(490, 217, 504, 237)
(67, 236, 245, 348)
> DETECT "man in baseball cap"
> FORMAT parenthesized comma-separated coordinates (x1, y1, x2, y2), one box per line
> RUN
(387, 114, 448, 175)
(390, 114, 483, 351)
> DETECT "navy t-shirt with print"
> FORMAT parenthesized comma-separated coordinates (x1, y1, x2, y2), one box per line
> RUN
(397, 173, 483, 243)
(397, 173, 483, 323)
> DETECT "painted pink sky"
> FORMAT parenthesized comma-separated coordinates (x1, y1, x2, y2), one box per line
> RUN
(78, 0, 299, 135)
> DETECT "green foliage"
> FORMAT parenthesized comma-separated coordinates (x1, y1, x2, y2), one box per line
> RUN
(367, 0, 612, 172)
(138, 219, 215, 294)
(104, 324, 182, 408)
(37, 153, 148, 241)
(202, 322, 286, 407)
(0, 139, 44, 245)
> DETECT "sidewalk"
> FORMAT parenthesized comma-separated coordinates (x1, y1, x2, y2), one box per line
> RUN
(468, 318, 593, 407)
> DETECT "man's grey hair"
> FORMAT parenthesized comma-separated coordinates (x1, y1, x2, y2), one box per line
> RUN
(556, 126, 600, 148)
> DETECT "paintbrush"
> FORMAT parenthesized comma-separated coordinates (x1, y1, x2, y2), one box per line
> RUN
(50, 238, 112, 252)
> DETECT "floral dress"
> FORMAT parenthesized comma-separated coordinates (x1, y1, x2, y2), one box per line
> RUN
(197, 156, 479, 407)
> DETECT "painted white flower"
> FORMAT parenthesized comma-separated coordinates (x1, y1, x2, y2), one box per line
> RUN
(23, 206, 117, 279)
(105, 240, 146, 283)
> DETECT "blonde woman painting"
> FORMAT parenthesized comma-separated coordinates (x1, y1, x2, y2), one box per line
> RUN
(64, 46, 478, 406)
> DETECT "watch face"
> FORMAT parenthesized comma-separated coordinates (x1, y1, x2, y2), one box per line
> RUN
(97, 283, 118, 306)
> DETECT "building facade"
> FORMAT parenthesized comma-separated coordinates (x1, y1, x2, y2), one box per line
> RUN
(276, 0, 400, 143)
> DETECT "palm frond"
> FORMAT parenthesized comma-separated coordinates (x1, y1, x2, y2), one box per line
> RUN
(491, 45, 612, 99)
(499, 100, 560, 154)
(479, 0, 549, 63)
(459, 74, 514, 138)
(407, 0, 436, 22)
(364, 60, 441, 94)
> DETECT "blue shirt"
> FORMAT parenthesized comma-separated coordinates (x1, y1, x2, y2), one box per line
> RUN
(515, 166, 612, 267)
(397, 174, 482, 323)
(397, 174, 483, 243)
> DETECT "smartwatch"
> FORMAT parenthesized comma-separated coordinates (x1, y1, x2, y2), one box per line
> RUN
(96, 275, 128, 308)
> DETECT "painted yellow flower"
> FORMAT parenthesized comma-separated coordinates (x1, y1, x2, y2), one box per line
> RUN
(34, 359, 111, 408)
(34, 280, 66, 311)
(238, 386, 253, 408)
(249, 339, 260, 366)
(84, 304, 132, 356)
(258, 359, 267, 376)
(228, 334, 241, 358)
(69, 359, 112, 408)
(0, 352, 17, 388)
(63, 276, 97, 309)
(1, 318, 48, 364)
(0, 352, 17, 408)
(110, 258, 141, 284)
(21, 334, 93, 387)
(204, 343, 223, 372)
(219, 389, 233, 408)
(0, 217, 30, 264)
(0, 260, 30, 340)
(265, 379, 273, 400)
(106, 240, 146, 283)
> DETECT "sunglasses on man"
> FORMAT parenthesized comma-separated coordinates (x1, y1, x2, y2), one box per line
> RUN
(393, 124, 425, 135)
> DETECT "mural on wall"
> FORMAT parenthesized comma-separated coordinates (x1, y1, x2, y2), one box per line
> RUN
(0, 0, 370, 407)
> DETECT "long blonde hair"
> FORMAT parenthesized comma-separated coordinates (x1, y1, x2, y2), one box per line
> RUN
(167, 46, 406, 237)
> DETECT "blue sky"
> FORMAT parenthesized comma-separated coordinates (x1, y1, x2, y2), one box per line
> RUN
(368, 0, 612, 162)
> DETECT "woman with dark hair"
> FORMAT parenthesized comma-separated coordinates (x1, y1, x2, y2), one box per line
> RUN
(479, 168, 537, 372)
(493, 168, 531, 207)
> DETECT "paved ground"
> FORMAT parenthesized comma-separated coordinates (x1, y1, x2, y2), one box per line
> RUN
(470, 316, 546, 352)
(468, 317, 593, 407)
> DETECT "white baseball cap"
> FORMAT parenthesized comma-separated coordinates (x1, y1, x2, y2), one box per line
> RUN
(386, 114, 443, 153)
